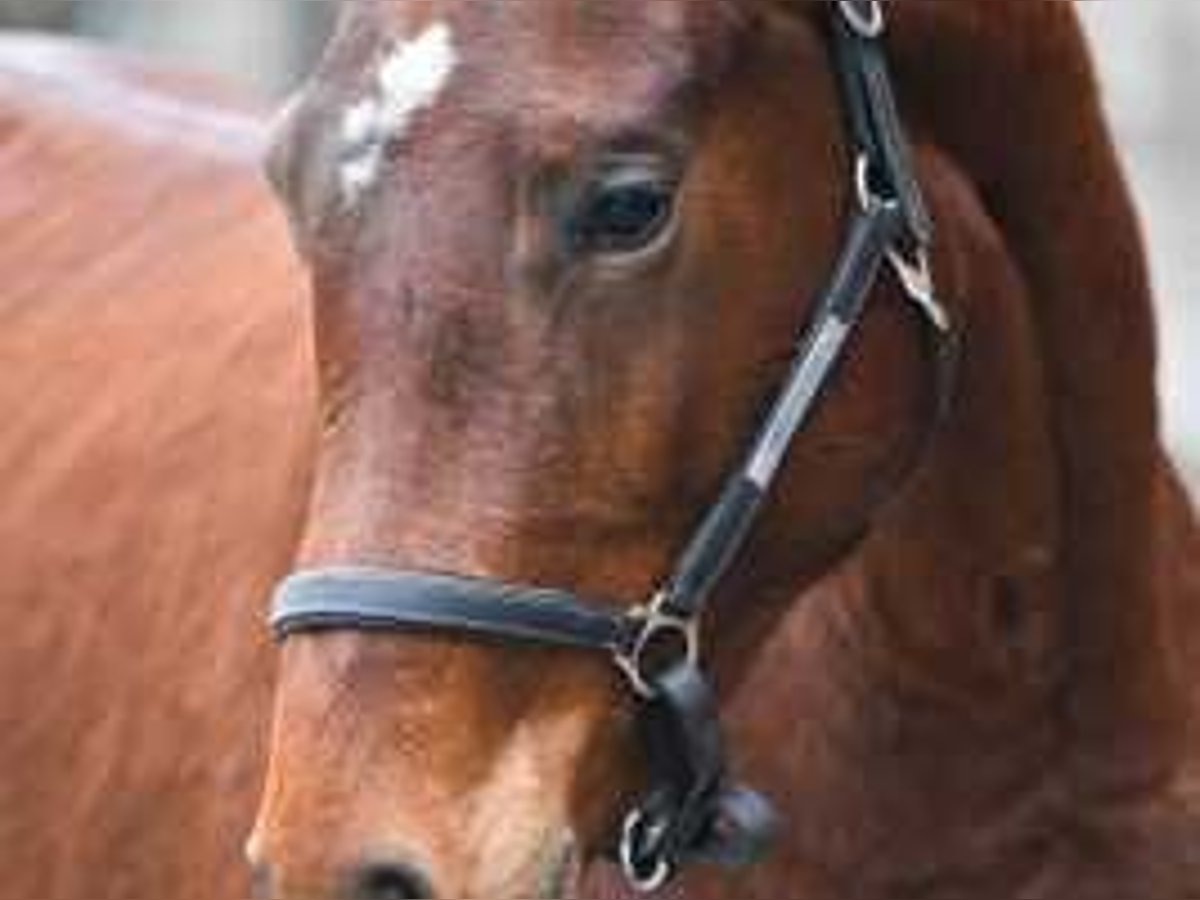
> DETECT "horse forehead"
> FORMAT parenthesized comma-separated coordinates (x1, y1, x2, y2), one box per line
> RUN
(354, 0, 706, 126)
(291, 1, 733, 217)
(370, 0, 700, 54)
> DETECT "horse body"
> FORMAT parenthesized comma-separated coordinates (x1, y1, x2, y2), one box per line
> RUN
(1, 3, 1198, 899)
(0, 37, 313, 900)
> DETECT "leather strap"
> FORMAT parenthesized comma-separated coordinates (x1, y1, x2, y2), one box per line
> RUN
(659, 201, 903, 620)
(832, 0, 933, 247)
(272, 568, 638, 654)
(620, 664, 779, 889)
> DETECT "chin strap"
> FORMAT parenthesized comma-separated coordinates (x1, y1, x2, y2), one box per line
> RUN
(269, 1, 954, 893)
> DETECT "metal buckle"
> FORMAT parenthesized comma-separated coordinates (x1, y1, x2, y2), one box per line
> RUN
(620, 808, 674, 894)
(886, 246, 950, 332)
(837, 0, 885, 39)
(855, 154, 950, 333)
(614, 591, 701, 700)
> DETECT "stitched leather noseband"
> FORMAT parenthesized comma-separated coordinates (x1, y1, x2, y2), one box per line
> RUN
(270, 1, 956, 892)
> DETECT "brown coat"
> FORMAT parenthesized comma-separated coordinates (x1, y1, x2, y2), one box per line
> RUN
(0, 36, 313, 900)
(1, 2, 1198, 897)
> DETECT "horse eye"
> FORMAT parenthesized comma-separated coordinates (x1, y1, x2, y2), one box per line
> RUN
(569, 171, 678, 257)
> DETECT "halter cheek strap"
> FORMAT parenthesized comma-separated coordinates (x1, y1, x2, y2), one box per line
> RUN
(269, 1, 957, 892)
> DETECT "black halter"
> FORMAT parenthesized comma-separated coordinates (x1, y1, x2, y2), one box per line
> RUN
(270, 1, 956, 892)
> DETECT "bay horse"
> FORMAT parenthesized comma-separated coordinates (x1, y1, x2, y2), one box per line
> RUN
(1, 2, 1198, 899)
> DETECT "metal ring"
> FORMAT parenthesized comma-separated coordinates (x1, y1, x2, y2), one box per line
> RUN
(613, 593, 701, 699)
(620, 809, 674, 894)
(838, 0, 885, 39)
(855, 153, 897, 215)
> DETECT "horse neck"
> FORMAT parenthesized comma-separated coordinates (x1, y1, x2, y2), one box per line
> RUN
(853, 0, 1190, 794)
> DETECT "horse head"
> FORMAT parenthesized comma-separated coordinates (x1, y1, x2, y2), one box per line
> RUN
(250, 1, 959, 896)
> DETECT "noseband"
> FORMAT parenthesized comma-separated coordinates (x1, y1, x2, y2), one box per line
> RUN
(270, 1, 956, 892)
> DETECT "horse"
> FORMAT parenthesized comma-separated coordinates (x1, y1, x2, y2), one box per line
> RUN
(0, 35, 313, 900)
(2, 1, 1198, 899)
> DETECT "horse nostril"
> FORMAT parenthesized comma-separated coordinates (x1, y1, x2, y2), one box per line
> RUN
(351, 860, 433, 900)
(248, 861, 274, 900)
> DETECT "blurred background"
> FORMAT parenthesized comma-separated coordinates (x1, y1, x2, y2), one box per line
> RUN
(0, 1, 1196, 489)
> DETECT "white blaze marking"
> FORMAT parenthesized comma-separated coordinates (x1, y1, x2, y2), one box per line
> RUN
(341, 96, 382, 149)
(338, 21, 459, 206)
